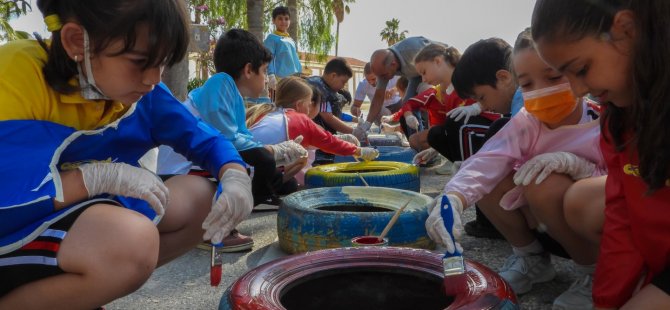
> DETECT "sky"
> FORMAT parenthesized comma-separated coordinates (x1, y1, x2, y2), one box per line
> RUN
(9, 0, 537, 62)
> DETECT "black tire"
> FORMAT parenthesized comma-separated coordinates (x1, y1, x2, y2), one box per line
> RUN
(277, 186, 435, 254)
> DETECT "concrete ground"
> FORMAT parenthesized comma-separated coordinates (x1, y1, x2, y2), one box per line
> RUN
(109, 161, 577, 310)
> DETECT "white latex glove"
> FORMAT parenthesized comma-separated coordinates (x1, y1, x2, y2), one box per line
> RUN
(412, 147, 438, 165)
(446, 102, 482, 124)
(267, 74, 277, 89)
(356, 147, 380, 162)
(334, 134, 360, 146)
(78, 162, 168, 221)
(352, 120, 372, 142)
(270, 136, 308, 166)
(202, 169, 253, 244)
(380, 115, 394, 124)
(405, 114, 420, 130)
(513, 151, 597, 186)
(425, 194, 464, 254)
(350, 105, 362, 117)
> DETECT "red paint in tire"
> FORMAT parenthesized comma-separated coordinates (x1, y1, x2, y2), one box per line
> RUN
(351, 236, 387, 246)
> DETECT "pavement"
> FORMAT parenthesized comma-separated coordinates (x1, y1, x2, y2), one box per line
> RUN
(108, 159, 579, 310)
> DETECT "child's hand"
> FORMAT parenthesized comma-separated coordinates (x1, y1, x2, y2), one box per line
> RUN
(412, 148, 438, 165)
(350, 105, 362, 117)
(446, 102, 482, 124)
(270, 136, 308, 166)
(381, 115, 393, 124)
(334, 134, 360, 146)
(352, 120, 371, 142)
(78, 162, 168, 221)
(356, 147, 379, 161)
(514, 151, 597, 185)
(425, 193, 464, 255)
(202, 169, 253, 244)
(405, 114, 420, 130)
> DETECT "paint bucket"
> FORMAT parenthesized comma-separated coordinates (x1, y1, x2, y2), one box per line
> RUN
(351, 236, 388, 247)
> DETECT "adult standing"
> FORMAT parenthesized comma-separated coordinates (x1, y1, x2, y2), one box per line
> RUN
(353, 36, 437, 140)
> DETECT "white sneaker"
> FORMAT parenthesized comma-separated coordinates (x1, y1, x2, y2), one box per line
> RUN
(499, 252, 556, 295)
(552, 273, 593, 310)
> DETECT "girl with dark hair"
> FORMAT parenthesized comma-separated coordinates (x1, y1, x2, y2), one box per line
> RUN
(532, 0, 670, 308)
(0, 0, 253, 307)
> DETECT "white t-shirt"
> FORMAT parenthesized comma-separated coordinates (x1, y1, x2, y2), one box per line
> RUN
(354, 76, 400, 107)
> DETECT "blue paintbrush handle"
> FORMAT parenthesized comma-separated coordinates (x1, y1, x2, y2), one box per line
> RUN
(440, 195, 462, 258)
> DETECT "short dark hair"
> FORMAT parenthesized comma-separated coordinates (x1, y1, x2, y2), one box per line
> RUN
(323, 58, 353, 77)
(213, 29, 272, 80)
(451, 38, 512, 99)
(363, 62, 372, 75)
(272, 6, 290, 19)
(514, 27, 534, 53)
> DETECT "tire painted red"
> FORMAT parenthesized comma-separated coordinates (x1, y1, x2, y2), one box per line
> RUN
(220, 247, 518, 310)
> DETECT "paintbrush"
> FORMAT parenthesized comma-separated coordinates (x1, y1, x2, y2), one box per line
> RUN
(440, 195, 467, 296)
(356, 172, 370, 187)
(210, 242, 223, 286)
(377, 199, 412, 242)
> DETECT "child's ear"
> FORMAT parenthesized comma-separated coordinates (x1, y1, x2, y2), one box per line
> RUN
(242, 63, 254, 79)
(495, 70, 513, 86)
(611, 10, 636, 41)
(60, 22, 85, 61)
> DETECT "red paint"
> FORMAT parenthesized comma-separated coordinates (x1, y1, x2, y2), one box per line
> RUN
(223, 247, 518, 309)
(211, 265, 222, 286)
(351, 236, 386, 245)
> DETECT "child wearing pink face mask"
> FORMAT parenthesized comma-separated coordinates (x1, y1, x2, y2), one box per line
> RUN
(425, 29, 606, 310)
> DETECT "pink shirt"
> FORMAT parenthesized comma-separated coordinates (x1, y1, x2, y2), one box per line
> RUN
(444, 100, 606, 210)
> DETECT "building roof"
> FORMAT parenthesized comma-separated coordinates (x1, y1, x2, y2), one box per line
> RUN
(299, 52, 367, 68)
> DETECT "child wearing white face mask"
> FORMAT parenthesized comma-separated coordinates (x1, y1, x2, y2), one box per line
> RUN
(425, 28, 606, 310)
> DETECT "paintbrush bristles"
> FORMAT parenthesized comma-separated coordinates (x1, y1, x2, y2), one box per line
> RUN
(378, 199, 412, 240)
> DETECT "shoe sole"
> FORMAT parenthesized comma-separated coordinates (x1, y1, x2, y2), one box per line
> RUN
(509, 267, 557, 295)
(253, 203, 280, 212)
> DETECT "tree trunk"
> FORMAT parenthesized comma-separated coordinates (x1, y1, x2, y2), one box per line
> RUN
(246, 0, 264, 41)
(335, 22, 340, 56)
(287, 0, 299, 45)
(163, 0, 189, 101)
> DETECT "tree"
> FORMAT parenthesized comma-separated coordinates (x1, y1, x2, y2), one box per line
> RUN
(0, 0, 31, 41)
(332, 0, 354, 56)
(379, 18, 408, 47)
(246, 0, 264, 40)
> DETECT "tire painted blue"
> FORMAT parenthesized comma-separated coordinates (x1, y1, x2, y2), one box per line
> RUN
(334, 146, 416, 164)
(305, 161, 420, 192)
(277, 186, 435, 254)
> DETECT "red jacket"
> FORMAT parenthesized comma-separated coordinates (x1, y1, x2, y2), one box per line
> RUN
(284, 109, 357, 156)
(593, 126, 670, 308)
(390, 84, 476, 126)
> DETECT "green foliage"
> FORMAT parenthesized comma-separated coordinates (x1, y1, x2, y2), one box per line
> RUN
(380, 18, 408, 47)
(187, 77, 207, 92)
(0, 0, 32, 41)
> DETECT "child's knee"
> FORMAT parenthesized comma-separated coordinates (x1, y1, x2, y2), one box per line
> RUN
(523, 173, 572, 205)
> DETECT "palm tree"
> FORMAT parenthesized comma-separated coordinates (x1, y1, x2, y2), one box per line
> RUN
(246, 0, 264, 40)
(332, 0, 354, 56)
(379, 18, 408, 47)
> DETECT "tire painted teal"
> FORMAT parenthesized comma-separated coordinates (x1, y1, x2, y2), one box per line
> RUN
(334, 146, 416, 164)
(305, 161, 420, 192)
(277, 186, 435, 254)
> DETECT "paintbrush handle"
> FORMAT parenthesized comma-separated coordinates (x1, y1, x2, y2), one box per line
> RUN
(379, 199, 411, 240)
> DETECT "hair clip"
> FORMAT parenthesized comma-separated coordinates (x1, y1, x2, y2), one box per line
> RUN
(44, 14, 62, 32)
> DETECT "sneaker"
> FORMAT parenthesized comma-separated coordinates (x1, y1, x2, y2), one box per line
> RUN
(197, 230, 254, 253)
(253, 196, 282, 212)
(464, 219, 504, 240)
(552, 274, 593, 310)
(499, 252, 556, 295)
(435, 160, 454, 175)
